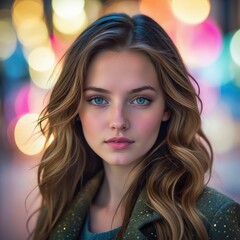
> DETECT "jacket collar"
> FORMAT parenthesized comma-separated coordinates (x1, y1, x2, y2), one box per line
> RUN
(49, 171, 161, 240)
(123, 190, 161, 239)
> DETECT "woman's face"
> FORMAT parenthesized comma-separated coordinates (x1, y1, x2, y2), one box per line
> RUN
(79, 50, 169, 168)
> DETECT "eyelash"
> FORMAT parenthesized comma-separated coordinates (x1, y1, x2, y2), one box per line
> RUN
(87, 96, 152, 106)
(88, 96, 108, 105)
(130, 96, 152, 106)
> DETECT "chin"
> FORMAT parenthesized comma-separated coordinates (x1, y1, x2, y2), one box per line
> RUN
(105, 158, 139, 167)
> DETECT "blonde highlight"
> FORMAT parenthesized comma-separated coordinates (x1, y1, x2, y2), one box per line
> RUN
(29, 13, 213, 240)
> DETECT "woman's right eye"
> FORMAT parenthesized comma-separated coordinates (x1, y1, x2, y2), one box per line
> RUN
(88, 97, 108, 105)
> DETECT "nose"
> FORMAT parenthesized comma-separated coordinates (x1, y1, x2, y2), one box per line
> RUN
(109, 105, 129, 131)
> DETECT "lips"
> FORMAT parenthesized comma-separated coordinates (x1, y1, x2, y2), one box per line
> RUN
(105, 137, 134, 143)
(104, 137, 134, 150)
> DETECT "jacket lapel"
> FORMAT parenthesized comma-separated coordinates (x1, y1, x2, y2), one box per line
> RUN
(122, 190, 161, 240)
(48, 171, 103, 240)
(48, 172, 161, 240)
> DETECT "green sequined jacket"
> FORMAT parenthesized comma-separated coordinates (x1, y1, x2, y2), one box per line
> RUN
(48, 172, 240, 240)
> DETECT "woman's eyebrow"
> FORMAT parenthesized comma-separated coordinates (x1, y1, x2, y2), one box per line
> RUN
(130, 86, 157, 93)
(83, 86, 157, 93)
(84, 87, 110, 94)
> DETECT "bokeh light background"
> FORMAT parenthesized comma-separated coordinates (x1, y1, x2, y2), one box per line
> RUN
(0, 0, 240, 239)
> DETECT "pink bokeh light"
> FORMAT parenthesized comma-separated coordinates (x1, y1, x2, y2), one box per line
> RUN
(176, 18, 223, 67)
(14, 84, 30, 118)
(198, 79, 220, 115)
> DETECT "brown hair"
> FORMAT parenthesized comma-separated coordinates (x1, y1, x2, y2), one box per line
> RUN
(30, 13, 213, 240)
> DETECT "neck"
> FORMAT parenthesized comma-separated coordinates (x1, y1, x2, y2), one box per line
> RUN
(94, 164, 136, 210)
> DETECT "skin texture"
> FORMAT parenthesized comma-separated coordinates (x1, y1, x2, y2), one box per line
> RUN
(79, 50, 170, 170)
(79, 50, 170, 232)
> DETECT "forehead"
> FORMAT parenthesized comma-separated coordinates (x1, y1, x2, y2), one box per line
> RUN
(86, 50, 159, 89)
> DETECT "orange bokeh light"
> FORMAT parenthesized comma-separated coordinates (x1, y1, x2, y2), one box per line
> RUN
(140, 0, 174, 25)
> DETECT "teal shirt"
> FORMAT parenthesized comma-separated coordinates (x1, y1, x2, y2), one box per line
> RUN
(79, 214, 119, 240)
(48, 172, 240, 239)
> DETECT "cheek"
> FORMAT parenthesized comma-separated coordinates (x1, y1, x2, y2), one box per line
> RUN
(79, 111, 92, 134)
(80, 111, 104, 134)
(136, 115, 162, 136)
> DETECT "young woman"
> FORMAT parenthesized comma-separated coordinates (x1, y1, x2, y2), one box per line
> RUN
(31, 13, 240, 239)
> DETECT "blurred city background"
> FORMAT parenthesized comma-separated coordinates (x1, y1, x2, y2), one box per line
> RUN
(0, 0, 240, 239)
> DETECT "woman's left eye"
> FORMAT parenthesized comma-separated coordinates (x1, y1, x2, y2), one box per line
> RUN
(131, 97, 151, 105)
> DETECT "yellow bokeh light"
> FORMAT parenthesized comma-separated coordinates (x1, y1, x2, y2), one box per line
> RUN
(14, 113, 45, 155)
(53, 10, 88, 35)
(28, 46, 55, 72)
(84, 0, 102, 24)
(230, 29, 240, 66)
(171, 0, 210, 24)
(52, 0, 84, 18)
(12, 0, 44, 26)
(29, 67, 57, 89)
(16, 18, 49, 48)
(28, 46, 57, 89)
(0, 20, 17, 60)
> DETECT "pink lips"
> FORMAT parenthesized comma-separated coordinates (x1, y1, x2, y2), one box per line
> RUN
(104, 137, 134, 150)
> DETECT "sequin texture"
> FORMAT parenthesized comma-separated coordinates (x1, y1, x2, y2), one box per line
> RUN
(48, 173, 240, 240)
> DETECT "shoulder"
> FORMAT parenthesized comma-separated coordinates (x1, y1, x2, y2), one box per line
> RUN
(197, 186, 239, 211)
(197, 186, 240, 239)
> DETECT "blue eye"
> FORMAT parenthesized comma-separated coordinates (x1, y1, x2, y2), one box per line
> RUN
(132, 97, 151, 105)
(89, 97, 108, 105)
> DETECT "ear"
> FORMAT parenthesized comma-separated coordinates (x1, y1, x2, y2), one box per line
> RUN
(162, 110, 171, 122)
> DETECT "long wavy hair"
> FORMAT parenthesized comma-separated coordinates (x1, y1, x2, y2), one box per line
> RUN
(30, 13, 213, 240)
